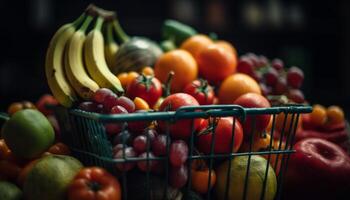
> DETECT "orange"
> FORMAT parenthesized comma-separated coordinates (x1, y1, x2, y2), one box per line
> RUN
(134, 97, 150, 110)
(180, 34, 214, 60)
(326, 105, 344, 124)
(154, 49, 198, 93)
(275, 112, 303, 133)
(218, 73, 261, 104)
(310, 104, 327, 127)
(191, 169, 216, 194)
(215, 40, 237, 59)
(141, 66, 154, 76)
(197, 44, 237, 85)
(117, 72, 128, 89)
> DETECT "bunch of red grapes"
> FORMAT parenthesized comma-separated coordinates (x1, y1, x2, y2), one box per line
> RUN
(237, 53, 305, 103)
(78, 88, 190, 188)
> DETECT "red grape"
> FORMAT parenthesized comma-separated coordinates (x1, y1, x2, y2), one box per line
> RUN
(274, 77, 288, 95)
(246, 53, 259, 67)
(113, 144, 125, 154)
(287, 66, 304, 89)
(237, 57, 254, 75)
(106, 123, 124, 137)
(169, 165, 188, 188)
(137, 152, 158, 172)
(95, 104, 105, 113)
(287, 89, 305, 103)
(114, 147, 136, 172)
(110, 105, 128, 114)
(93, 88, 114, 103)
(116, 96, 135, 113)
(272, 58, 284, 71)
(152, 135, 169, 156)
(78, 101, 97, 112)
(169, 140, 188, 167)
(264, 67, 279, 86)
(103, 93, 119, 112)
(133, 135, 149, 153)
(251, 71, 262, 82)
(259, 83, 272, 96)
(113, 129, 132, 145)
(258, 55, 269, 67)
(143, 128, 158, 142)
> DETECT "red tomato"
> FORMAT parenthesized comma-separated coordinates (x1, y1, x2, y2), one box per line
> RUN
(158, 93, 200, 139)
(183, 79, 215, 105)
(126, 74, 162, 108)
(197, 117, 243, 154)
(234, 93, 271, 135)
(68, 167, 121, 200)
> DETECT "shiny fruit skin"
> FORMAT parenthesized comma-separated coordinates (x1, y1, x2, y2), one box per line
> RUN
(234, 93, 271, 134)
(155, 50, 198, 93)
(197, 44, 237, 85)
(183, 79, 215, 105)
(180, 34, 214, 59)
(126, 75, 162, 108)
(197, 117, 244, 154)
(218, 73, 261, 104)
(158, 93, 201, 139)
(310, 104, 327, 127)
(326, 105, 344, 125)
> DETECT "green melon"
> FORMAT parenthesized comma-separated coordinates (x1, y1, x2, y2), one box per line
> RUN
(0, 181, 22, 200)
(1, 109, 55, 159)
(23, 155, 83, 200)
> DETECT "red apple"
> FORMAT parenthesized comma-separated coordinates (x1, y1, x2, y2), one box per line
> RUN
(284, 138, 350, 200)
(233, 93, 271, 135)
(36, 94, 59, 116)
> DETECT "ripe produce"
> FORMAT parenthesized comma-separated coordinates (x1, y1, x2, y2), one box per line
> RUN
(133, 97, 150, 110)
(64, 15, 100, 99)
(137, 152, 159, 172)
(84, 16, 124, 93)
(47, 142, 71, 155)
(104, 23, 119, 69)
(126, 74, 162, 107)
(158, 93, 200, 139)
(155, 50, 198, 93)
(23, 155, 83, 200)
(183, 79, 215, 105)
(284, 138, 350, 200)
(113, 147, 137, 172)
(191, 159, 216, 194)
(180, 34, 214, 59)
(0, 181, 22, 200)
(326, 105, 345, 124)
(1, 109, 55, 159)
(197, 117, 243, 154)
(152, 134, 169, 156)
(309, 104, 327, 127)
(218, 73, 261, 104)
(215, 40, 237, 58)
(234, 93, 271, 134)
(68, 167, 121, 200)
(36, 94, 59, 116)
(169, 165, 188, 188)
(169, 140, 188, 167)
(45, 14, 83, 107)
(197, 44, 237, 85)
(216, 155, 277, 200)
(7, 101, 36, 116)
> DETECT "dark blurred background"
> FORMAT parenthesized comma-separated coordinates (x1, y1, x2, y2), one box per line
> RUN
(0, 0, 349, 115)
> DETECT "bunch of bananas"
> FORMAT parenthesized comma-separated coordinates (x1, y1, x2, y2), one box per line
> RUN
(45, 5, 123, 108)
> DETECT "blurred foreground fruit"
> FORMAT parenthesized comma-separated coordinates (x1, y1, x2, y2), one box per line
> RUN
(0, 181, 22, 200)
(68, 167, 121, 200)
(1, 109, 55, 159)
(218, 73, 261, 104)
(284, 138, 350, 200)
(23, 155, 83, 200)
(36, 94, 59, 116)
(180, 34, 213, 59)
(216, 155, 277, 200)
(326, 105, 344, 125)
(7, 101, 36, 116)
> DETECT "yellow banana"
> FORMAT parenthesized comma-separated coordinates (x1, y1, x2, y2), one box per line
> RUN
(84, 17, 124, 94)
(104, 22, 119, 69)
(45, 14, 85, 107)
(65, 15, 100, 100)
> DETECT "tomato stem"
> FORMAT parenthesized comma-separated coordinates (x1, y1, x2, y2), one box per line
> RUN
(87, 181, 101, 192)
(163, 71, 174, 97)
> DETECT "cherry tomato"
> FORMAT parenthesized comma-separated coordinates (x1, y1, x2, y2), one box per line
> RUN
(183, 79, 215, 105)
(36, 94, 59, 116)
(47, 142, 71, 155)
(126, 74, 162, 108)
(68, 167, 121, 200)
(197, 117, 243, 154)
(158, 93, 201, 139)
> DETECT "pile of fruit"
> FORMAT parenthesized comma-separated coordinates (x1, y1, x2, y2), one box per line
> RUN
(0, 4, 349, 200)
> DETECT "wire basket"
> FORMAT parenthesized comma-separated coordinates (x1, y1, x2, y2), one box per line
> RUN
(54, 104, 312, 200)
